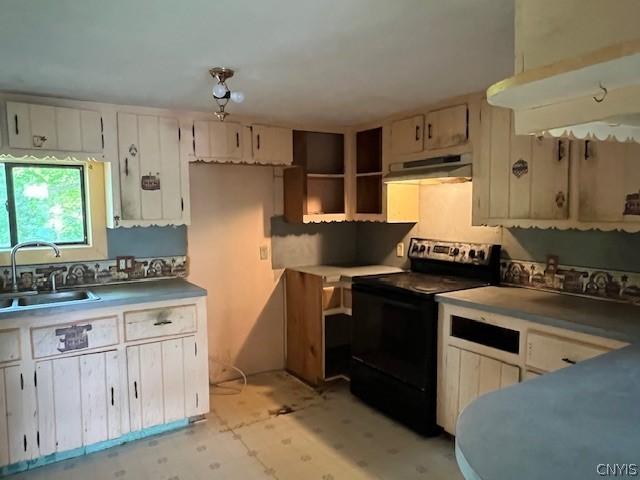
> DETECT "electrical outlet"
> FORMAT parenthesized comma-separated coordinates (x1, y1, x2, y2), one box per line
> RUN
(396, 242, 405, 257)
(259, 245, 269, 260)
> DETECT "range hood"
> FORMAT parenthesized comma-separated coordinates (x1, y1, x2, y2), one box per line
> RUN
(384, 153, 472, 185)
(487, 38, 640, 142)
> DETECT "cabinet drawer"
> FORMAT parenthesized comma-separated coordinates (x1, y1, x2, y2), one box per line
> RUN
(31, 316, 119, 359)
(124, 305, 197, 341)
(322, 287, 341, 310)
(0, 329, 20, 363)
(526, 331, 609, 373)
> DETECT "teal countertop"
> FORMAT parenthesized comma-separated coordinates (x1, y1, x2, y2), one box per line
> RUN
(455, 343, 640, 480)
(436, 286, 640, 343)
(0, 278, 206, 319)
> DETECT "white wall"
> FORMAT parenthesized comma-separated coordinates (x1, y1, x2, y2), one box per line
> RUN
(187, 163, 285, 383)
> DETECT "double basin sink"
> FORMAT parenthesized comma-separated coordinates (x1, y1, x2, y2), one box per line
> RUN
(0, 290, 99, 311)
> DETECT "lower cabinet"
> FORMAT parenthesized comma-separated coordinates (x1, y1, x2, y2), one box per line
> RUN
(127, 336, 200, 431)
(1, 366, 36, 466)
(35, 351, 121, 455)
(442, 345, 520, 435)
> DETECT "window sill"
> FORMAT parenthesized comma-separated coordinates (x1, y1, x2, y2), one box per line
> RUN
(0, 243, 108, 267)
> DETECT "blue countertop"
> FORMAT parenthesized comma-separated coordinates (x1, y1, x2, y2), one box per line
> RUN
(436, 286, 640, 343)
(0, 278, 206, 320)
(456, 343, 640, 480)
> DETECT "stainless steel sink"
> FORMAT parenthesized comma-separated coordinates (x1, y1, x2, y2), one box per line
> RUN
(16, 290, 99, 307)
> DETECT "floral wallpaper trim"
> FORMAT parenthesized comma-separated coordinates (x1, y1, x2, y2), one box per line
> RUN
(501, 257, 640, 305)
(0, 256, 188, 293)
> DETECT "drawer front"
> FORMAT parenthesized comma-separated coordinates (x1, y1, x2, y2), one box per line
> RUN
(322, 287, 341, 310)
(0, 329, 20, 363)
(32, 316, 119, 359)
(125, 305, 197, 341)
(526, 331, 609, 373)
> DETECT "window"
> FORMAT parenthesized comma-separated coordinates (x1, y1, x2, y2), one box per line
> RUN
(0, 163, 88, 248)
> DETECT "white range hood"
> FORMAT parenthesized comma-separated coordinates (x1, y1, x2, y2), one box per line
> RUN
(487, 39, 640, 142)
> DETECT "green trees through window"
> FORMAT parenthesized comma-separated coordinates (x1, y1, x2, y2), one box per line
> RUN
(0, 163, 87, 248)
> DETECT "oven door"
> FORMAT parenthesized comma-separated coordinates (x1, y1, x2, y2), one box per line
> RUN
(351, 283, 437, 390)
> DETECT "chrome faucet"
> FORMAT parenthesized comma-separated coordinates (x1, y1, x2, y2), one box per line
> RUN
(11, 241, 61, 292)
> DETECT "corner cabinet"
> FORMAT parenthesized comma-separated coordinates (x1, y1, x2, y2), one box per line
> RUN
(0, 294, 209, 474)
(116, 112, 188, 226)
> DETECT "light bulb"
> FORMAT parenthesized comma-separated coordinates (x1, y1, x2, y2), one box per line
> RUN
(212, 83, 227, 98)
(230, 91, 245, 103)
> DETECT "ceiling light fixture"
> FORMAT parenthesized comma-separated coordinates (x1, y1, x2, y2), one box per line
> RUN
(209, 67, 244, 121)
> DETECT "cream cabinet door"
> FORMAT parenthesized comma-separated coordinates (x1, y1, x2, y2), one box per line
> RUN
(35, 351, 121, 454)
(578, 140, 640, 223)
(193, 121, 243, 160)
(425, 104, 468, 150)
(127, 336, 201, 432)
(530, 137, 570, 219)
(390, 114, 424, 155)
(443, 346, 520, 435)
(1, 366, 34, 466)
(117, 112, 184, 222)
(55, 107, 83, 151)
(6, 102, 32, 148)
(252, 125, 293, 165)
(28, 104, 58, 150)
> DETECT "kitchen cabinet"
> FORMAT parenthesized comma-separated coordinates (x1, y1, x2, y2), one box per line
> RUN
(442, 345, 519, 434)
(284, 130, 347, 223)
(526, 331, 609, 373)
(390, 114, 424, 155)
(285, 269, 352, 386)
(476, 102, 570, 222)
(251, 124, 293, 165)
(425, 104, 468, 150)
(193, 120, 243, 161)
(35, 350, 121, 455)
(116, 112, 185, 224)
(127, 336, 200, 431)
(6, 101, 102, 152)
(1, 366, 36, 466)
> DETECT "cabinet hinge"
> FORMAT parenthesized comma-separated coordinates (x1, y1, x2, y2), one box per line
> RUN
(192, 124, 196, 154)
(34, 370, 37, 388)
(194, 342, 197, 356)
(181, 197, 184, 211)
(37, 431, 40, 448)
(23, 434, 27, 452)
(178, 128, 181, 141)
(20, 373, 24, 390)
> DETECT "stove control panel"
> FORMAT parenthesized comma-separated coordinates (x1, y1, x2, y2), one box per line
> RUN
(408, 238, 494, 265)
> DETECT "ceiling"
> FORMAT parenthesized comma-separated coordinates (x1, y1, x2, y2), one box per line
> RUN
(0, 0, 514, 126)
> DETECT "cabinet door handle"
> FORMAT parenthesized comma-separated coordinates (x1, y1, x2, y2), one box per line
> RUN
(23, 434, 27, 452)
(14, 114, 19, 135)
(111, 387, 115, 406)
(125, 158, 129, 176)
(415, 125, 420, 141)
(557, 140, 566, 162)
(427, 123, 433, 139)
(134, 381, 138, 399)
(256, 134, 260, 150)
(561, 357, 576, 365)
(236, 132, 240, 148)
(153, 319, 173, 326)
(584, 140, 591, 161)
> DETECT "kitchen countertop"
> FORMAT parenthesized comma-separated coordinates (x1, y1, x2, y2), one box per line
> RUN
(288, 264, 403, 283)
(436, 285, 640, 343)
(455, 343, 640, 480)
(0, 278, 206, 320)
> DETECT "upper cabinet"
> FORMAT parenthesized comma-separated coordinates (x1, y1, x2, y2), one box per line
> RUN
(116, 112, 186, 226)
(425, 104, 468, 150)
(251, 125, 293, 165)
(6, 101, 103, 153)
(474, 101, 640, 231)
(193, 120, 243, 161)
(390, 114, 424, 155)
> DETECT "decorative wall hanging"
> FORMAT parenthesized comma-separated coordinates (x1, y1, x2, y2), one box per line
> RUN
(209, 67, 245, 121)
(624, 191, 640, 215)
(141, 173, 161, 190)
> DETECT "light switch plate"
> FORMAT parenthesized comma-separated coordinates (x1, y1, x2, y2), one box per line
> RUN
(259, 245, 269, 260)
(396, 242, 405, 257)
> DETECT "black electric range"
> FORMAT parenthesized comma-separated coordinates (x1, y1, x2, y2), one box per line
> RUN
(350, 238, 501, 436)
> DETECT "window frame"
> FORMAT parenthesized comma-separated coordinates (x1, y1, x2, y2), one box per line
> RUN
(3, 162, 89, 247)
